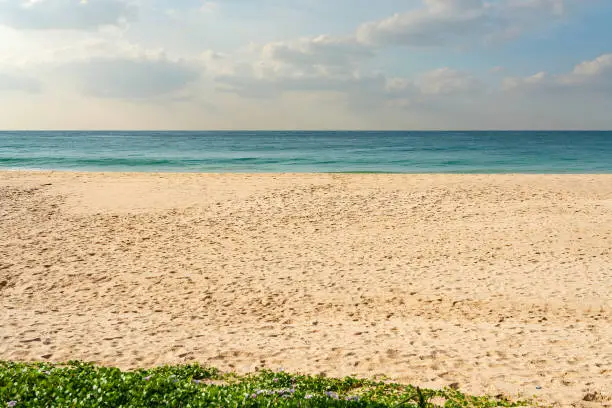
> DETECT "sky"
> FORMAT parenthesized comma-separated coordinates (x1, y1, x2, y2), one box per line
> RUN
(0, 0, 611, 130)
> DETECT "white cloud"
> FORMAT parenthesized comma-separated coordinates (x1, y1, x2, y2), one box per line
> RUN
(65, 56, 201, 99)
(213, 40, 482, 105)
(0, 23, 203, 100)
(417, 67, 481, 95)
(0, 0, 136, 30)
(46, 36, 167, 64)
(503, 53, 612, 94)
(216, 72, 386, 99)
(564, 54, 612, 83)
(0, 71, 41, 93)
(502, 71, 550, 91)
(356, 0, 566, 47)
(260, 35, 373, 74)
(209, 35, 378, 98)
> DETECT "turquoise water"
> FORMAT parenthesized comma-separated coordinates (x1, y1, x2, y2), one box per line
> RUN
(0, 131, 611, 173)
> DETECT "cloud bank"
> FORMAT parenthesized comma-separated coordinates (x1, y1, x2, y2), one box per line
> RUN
(0, 0, 609, 129)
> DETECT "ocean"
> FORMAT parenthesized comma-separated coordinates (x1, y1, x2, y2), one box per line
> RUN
(0, 131, 611, 173)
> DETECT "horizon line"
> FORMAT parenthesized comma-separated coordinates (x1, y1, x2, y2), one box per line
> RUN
(1, 129, 611, 133)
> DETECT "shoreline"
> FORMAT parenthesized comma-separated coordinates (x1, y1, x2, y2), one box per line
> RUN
(1, 171, 610, 407)
(3, 168, 612, 175)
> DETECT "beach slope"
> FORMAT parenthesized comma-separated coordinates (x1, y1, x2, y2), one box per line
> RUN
(1, 172, 610, 407)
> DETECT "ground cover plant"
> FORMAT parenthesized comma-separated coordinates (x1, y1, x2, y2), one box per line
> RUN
(0, 361, 530, 407)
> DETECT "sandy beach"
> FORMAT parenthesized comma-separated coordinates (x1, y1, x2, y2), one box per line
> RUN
(0, 171, 610, 407)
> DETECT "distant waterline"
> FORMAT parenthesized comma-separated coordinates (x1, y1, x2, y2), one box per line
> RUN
(1, 131, 611, 173)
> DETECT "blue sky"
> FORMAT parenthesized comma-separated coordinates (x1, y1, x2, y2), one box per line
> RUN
(0, 0, 611, 129)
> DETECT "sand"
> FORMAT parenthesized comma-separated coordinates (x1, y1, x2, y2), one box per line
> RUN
(0, 171, 610, 407)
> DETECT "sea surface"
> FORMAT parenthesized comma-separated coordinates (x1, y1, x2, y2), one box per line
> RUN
(0, 131, 611, 173)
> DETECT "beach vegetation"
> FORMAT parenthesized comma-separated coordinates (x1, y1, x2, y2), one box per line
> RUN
(0, 361, 529, 407)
